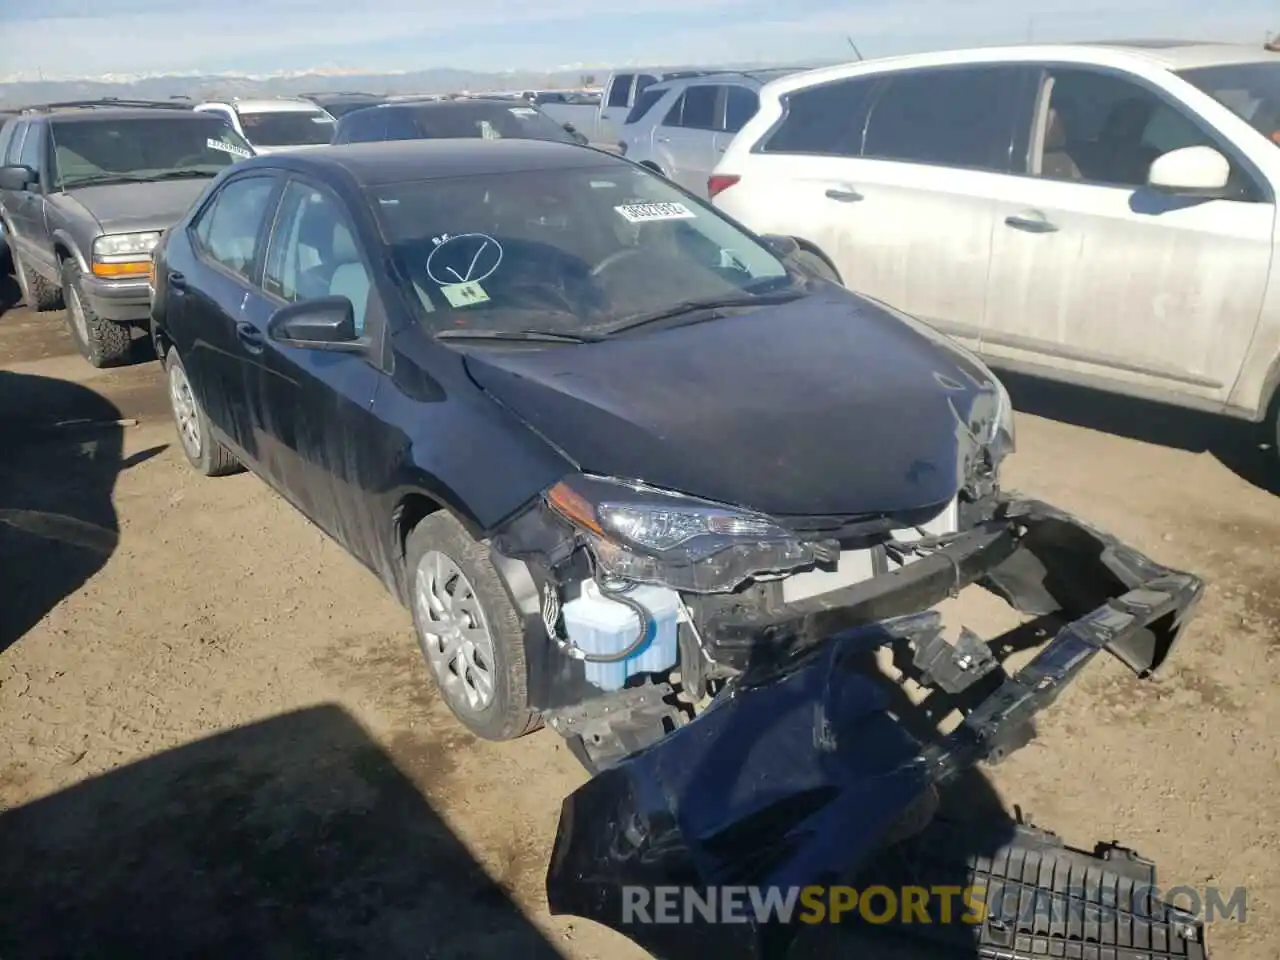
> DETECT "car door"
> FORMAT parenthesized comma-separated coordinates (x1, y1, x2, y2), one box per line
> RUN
(651, 84, 724, 195)
(6, 122, 53, 276)
(598, 72, 635, 144)
(255, 176, 387, 555)
(182, 172, 283, 465)
(980, 65, 1274, 406)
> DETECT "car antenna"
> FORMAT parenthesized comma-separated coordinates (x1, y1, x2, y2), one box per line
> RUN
(845, 36, 864, 61)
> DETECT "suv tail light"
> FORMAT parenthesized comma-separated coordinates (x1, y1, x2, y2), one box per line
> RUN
(707, 174, 740, 200)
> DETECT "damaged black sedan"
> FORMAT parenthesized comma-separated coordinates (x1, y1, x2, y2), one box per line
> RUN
(150, 139, 1207, 958)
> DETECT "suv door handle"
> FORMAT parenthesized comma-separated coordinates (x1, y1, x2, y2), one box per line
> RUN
(1005, 212, 1058, 233)
(235, 321, 265, 354)
(167, 271, 186, 291)
(656, 136, 671, 143)
(824, 187, 863, 203)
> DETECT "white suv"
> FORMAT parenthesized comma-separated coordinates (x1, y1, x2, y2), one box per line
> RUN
(712, 41, 1280, 442)
(193, 98, 335, 154)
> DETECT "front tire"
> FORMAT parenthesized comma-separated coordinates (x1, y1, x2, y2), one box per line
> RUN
(164, 347, 241, 477)
(13, 247, 64, 312)
(406, 513, 541, 741)
(61, 260, 130, 367)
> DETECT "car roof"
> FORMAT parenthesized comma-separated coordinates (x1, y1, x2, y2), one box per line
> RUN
(41, 108, 216, 123)
(206, 98, 327, 113)
(240, 138, 617, 187)
(765, 41, 1280, 93)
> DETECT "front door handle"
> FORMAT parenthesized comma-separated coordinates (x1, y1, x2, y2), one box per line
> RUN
(1005, 212, 1058, 233)
(824, 187, 863, 203)
(656, 136, 671, 143)
(235, 321, 265, 354)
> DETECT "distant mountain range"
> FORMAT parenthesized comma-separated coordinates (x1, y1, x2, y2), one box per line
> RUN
(0, 61, 807, 108)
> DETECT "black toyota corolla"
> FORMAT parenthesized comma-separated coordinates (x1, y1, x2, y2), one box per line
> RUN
(150, 140, 1206, 959)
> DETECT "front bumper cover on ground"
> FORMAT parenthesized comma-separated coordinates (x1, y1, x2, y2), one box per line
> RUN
(545, 496, 1206, 960)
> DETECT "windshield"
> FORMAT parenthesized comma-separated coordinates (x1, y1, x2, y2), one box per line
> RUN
(50, 116, 254, 189)
(406, 102, 577, 143)
(238, 109, 335, 146)
(370, 163, 796, 340)
(1179, 61, 1280, 143)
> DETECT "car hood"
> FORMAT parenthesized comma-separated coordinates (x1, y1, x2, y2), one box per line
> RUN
(58, 179, 213, 233)
(249, 143, 329, 155)
(463, 287, 1004, 519)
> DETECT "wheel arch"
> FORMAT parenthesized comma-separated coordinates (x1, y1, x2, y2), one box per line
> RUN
(49, 230, 89, 273)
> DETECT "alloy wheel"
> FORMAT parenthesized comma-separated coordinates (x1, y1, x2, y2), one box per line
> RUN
(414, 550, 498, 715)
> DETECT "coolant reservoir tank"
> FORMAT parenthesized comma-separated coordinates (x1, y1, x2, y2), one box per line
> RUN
(561, 580, 680, 691)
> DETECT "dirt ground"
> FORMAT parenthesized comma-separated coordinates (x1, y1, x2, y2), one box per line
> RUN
(1, 273, 1277, 959)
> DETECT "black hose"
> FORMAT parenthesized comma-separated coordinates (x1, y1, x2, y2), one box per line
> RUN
(572, 552, 655, 663)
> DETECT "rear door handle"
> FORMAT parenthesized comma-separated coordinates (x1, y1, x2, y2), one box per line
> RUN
(235, 321, 265, 354)
(1004, 212, 1058, 233)
(824, 187, 863, 203)
(656, 136, 671, 143)
(167, 271, 186, 291)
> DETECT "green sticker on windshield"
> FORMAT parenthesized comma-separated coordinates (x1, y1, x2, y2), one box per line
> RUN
(441, 281, 490, 308)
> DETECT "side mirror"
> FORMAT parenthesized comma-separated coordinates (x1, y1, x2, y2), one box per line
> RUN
(0, 165, 37, 191)
(563, 122, 588, 145)
(1147, 145, 1231, 197)
(267, 296, 364, 352)
(759, 234, 800, 259)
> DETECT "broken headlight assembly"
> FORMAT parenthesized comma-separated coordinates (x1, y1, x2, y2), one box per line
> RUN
(545, 475, 834, 593)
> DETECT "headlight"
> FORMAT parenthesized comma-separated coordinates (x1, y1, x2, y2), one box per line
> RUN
(92, 231, 161, 279)
(546, 475, 832, 593)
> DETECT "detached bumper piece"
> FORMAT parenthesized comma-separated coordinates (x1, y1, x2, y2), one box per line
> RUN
(546, 498, 1206, 960)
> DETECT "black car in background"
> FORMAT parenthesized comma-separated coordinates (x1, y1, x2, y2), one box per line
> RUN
(147, 137, 1204, 960)
(332, 97, 588, 145)
(299, 91, 388, 120)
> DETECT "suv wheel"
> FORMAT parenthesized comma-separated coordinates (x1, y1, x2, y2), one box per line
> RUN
(61, 260, 131, 367)
(406, 513, 541, 741)
(164, 347, 242, 477)
(12, 247, 64, 312)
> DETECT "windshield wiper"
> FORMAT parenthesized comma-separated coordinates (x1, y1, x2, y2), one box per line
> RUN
(605, 290, 804, 336)
(149, 170, 217, 180)
(435, 328, 605, 344)
(60, 174, 156, 188)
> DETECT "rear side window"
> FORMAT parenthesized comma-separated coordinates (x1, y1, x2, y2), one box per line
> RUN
(664, 85, 720, 130)
(607, 74, 634, 108)
(0, 122, 16, 165)
(862, 66, 1023, 172)
(724, 86, 759, 133)
(762, 77, 877, 156)
(192, 175, 278, 280)
(625, 87, 668, 125)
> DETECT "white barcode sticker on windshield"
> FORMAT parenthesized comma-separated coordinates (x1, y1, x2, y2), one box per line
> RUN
(614, 201, 695, 223)
(207, 138, 251, 159)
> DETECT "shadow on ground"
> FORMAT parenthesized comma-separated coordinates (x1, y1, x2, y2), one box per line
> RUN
(0, 370, 165, 654)
(1000, 370, 1279, 495)
(0, 274, 19, 317)
(0, 704, 564, 960)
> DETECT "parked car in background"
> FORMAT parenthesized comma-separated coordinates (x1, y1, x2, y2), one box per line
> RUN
(713, 41, 1280, 451)
(332, 97, 587, 146)
(194, 98, 335, 153)
(0, 101, 254, 365)
(620, 68, 808, 196)
(146, 135, 1205, 960)
(594, 66, 725, 144)
(299, 91, 388, 120)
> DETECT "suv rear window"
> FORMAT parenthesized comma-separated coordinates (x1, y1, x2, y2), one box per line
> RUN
(49, 116, 254, 189)
(625, 87, 668, 125)
(238, 109, 335, 146)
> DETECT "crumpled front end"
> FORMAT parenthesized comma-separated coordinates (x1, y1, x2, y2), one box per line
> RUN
(544, 496, 1205, 960)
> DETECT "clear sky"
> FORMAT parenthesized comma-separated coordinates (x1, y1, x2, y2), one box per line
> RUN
(0, 0, 1272, 80)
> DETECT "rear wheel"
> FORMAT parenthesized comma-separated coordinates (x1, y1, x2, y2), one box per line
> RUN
(164, 347, 241, 477)
(406, 513, 541, 741)
(61, 260, 131, 367)
(13, 247, 63, 311)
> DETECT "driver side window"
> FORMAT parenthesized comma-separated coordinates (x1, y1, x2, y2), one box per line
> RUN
(263, 180, 372, 334)
(1033, 67, 1261, 199)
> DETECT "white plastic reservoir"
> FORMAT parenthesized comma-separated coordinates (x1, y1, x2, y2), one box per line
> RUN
(561, 580, 680, 691)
